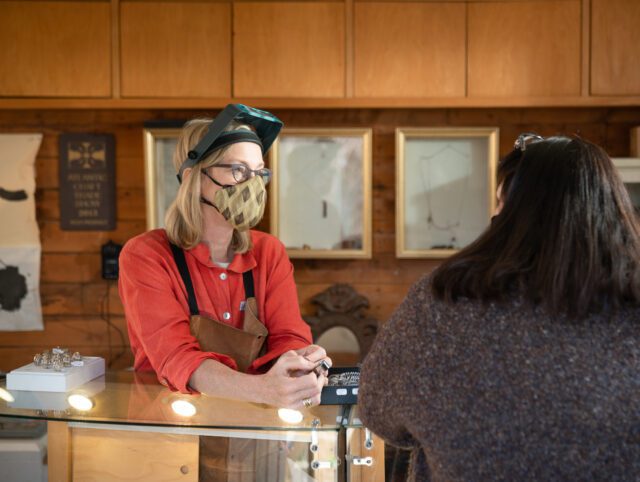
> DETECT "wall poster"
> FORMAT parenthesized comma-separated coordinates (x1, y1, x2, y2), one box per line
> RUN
(0, 133, 44, 331)
(59, 133, 116, 230)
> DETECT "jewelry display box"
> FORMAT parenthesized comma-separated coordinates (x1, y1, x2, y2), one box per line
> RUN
(320, 366, 360, 405)
(7, 357, 105, 392)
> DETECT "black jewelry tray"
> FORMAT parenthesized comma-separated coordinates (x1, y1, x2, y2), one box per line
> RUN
(320, 366, 360, 405)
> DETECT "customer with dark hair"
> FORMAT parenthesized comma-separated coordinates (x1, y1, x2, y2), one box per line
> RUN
(359, 135, 640, 481)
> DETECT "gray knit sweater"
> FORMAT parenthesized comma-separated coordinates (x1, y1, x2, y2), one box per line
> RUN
(359, 276, 640, 481)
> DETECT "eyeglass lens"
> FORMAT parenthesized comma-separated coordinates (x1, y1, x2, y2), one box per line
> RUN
(230, 165, 271, 184)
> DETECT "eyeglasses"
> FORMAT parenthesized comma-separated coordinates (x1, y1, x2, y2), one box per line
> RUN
(514, 132, 544, 151)
(202, 164, 271, 185)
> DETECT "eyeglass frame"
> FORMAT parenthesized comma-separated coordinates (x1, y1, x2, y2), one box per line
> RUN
(514, 132, 544, 152)
(201, 163, 272, 186)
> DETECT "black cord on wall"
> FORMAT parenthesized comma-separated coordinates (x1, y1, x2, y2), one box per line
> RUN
(100, 280, 127, 369)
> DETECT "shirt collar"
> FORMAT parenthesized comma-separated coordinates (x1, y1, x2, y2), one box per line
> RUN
(187, 242, 257, 273)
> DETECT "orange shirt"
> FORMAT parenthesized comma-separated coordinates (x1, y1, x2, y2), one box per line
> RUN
(118, 229, 312, 393)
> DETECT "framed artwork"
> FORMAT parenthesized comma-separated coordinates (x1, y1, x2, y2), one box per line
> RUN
(612, 157, 640, 216)
(396, 127, 499, 258)
(143, 125, 182, 230)
(269, 128, 372, 259)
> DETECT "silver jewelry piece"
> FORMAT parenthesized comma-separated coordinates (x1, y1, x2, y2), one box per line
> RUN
(328, 371, 360, 387)
(34, 347, 78, 369)
(71, 352, 84, 367)
(52, 358, 64, 372)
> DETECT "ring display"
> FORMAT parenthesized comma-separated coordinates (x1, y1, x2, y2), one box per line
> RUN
(320, 367, 360, 405)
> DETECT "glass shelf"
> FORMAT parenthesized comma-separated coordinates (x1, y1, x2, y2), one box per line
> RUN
(0, 371, 348, 432)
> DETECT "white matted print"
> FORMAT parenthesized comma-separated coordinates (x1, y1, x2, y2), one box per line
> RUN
(612, 157, 640, 216)
(270, 129, 372, 259)
(0, 133, 43, 330)
(0, 246, 42, 331)
(396, 128, 499, 258)
(143, 127, 181, 230)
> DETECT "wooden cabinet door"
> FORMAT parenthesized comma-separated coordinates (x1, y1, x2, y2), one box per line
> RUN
(468, 0, 581, 97)
(591, 0, 640, 96)
(0, 1, 111, 97)
(120, 1, 231, 98)
(71, 427, 199, 481)
(234, 2, 345, 98)
(354, 2, 465, 98)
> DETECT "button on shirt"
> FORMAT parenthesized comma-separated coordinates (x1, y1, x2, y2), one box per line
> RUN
(118, 229, 312, 394)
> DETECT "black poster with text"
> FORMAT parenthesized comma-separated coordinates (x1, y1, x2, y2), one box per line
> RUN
(59, 133, 116, 231)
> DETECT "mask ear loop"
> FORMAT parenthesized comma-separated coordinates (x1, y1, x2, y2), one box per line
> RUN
(199, 170, 228, 211)
(201, 168, 232, 189)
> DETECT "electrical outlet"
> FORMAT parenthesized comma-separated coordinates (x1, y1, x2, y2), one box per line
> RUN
(101, 241, 123, 280)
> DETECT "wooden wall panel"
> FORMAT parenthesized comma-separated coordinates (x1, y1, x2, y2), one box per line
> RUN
(468, 1, 581, 97)
(354, 2, 466, 98)
(234, 2, 345, 98)
(1, 107, 639, 373)
(591, 0, 640, 96)
(0, 1, 111, 97)
(120, 1, 231, 97)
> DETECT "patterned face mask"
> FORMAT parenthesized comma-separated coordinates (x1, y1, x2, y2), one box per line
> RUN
(203, 175, 267, 231)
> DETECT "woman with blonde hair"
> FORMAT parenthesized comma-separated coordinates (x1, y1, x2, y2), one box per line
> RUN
(119, 105, 330, 409)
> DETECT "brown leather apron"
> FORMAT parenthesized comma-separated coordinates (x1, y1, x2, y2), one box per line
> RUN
(170, 243, 278, 481)
(170, 243, 268, 372)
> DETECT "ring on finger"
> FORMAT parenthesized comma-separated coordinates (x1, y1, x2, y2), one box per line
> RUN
(302, 398, 313, 408)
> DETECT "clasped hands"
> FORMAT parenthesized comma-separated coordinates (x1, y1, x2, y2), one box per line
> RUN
(261, 345, 332, 410)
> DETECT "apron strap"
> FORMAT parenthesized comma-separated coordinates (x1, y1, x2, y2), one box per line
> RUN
(169, 242, 200, 316)
(242, 270, 255, 299)
(169, 241, 256, 315)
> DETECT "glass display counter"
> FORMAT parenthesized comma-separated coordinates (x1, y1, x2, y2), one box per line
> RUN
(0, 371, 383, 481)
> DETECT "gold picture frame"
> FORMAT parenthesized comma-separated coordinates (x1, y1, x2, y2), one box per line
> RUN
(143, 126, 182, 230)
(396, 127, 499, 259)
(612, 157, 640, 215)
(270, 128, 372, 259)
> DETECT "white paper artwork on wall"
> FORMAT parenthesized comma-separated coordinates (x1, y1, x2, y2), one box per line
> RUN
(0, 133, 44, 331)
(278, 137, 363, 250)
(404, 137, 490, 251)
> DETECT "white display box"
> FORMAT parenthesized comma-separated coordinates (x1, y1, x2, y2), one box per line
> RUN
(6, 357, 105, 392)
(8, 377, 106, 411)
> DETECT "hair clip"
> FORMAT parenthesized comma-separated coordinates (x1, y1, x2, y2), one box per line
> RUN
(514, 132, 544, 151)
